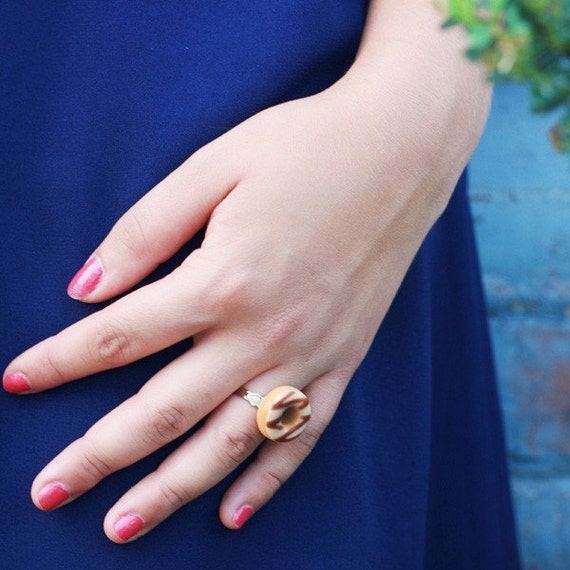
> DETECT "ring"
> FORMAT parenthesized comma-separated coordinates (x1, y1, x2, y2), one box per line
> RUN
(236, 385, 311, 442)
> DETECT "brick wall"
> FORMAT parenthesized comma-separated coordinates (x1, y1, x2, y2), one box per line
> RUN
(470, 83, 570, 569)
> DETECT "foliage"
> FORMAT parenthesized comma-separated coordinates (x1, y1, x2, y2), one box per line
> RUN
(440, 0, 570, 152)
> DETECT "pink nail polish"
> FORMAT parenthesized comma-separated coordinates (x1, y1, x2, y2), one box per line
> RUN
(114, 514, 145, 541)
(3, 371, 31, 394)
(38, 482, 70, 511)
(233, 505, 254, 529)
(67, 256, 103, 299)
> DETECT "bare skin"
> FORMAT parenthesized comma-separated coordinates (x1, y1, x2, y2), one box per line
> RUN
(3, 0, 491, 542)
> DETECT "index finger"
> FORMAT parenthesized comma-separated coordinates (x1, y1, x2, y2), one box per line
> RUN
(2, 263, 214, 394)
(68, 138, 240, 304)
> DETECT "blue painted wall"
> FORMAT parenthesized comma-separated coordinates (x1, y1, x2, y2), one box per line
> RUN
(470, 83, 570, 569)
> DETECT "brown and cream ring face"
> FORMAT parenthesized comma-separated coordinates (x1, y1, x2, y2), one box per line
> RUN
(255, 386, 311, 442)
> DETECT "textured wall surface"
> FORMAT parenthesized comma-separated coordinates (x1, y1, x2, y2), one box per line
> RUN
(470, 83, 570, 570)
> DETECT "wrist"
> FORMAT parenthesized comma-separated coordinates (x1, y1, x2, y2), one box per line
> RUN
(337, 0, 492, 161)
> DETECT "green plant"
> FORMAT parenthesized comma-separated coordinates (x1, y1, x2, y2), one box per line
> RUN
(440, 0, 570, 152)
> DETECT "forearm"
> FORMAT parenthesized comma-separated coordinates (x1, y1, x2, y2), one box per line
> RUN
(357, 0, 491, 136)
(330, 0, 491, 210)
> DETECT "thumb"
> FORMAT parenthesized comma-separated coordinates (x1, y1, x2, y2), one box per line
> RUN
(67, 142, 240, 303)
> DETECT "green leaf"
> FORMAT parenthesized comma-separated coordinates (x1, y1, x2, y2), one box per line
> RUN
(438, 0, 570, 151)
(489, 0, 509, 15)
(444, 0, 478, 23)
(468, 23, 496, 49)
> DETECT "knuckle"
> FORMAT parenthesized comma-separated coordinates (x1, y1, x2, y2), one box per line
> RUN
(114, 208, 152, 262)
(44, 336, 68, 384)
(77, 442, 115, 485)
(91, 321, 135, 367)
(201, 269, 254, 319)
(141, 402, 188, 446)
(294, 423, 323, 457)
(157, 477, 191, 512)
(258, 468, 286, 495)
(214, 426, 259, 469)
(251, 424, 324, 498)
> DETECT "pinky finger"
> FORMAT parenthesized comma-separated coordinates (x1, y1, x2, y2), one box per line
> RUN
(218, 373, 347, 530)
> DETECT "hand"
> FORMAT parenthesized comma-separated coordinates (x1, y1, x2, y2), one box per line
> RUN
(2, 1, 490, 542)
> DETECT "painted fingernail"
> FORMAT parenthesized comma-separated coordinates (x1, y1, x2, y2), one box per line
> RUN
(67, 255, 103, 299)
(233, 505, 254, 529)
(114, 514, 145, 541)
(3, 371, 31, 394)
(38, 482, 70, 511)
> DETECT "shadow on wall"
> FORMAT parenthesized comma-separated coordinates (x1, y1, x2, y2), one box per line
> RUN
(470, 83, 570, 570)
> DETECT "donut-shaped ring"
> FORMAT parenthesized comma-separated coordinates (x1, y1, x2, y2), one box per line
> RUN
(255, 386, 311, 442)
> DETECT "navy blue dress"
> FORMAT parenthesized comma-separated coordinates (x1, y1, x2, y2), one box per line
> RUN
(1, 2, 520, 568)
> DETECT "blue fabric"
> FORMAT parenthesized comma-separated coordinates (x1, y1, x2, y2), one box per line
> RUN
(0, 2, 520, 568)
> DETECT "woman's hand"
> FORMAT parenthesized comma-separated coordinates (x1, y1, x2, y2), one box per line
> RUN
(2, 0, 491, 542)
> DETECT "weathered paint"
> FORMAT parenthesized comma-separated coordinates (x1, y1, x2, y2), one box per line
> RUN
(470, 82, 570, 569)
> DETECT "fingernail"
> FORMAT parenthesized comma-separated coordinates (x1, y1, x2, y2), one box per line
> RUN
(3, 371, 31, 394)
(114, 514, 145, 541)
(67, 255, 103, 299)
(38, 482, 70, 511)
(233, 505, 254, 529)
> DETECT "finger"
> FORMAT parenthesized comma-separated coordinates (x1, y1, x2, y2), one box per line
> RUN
(2, 260, 216, 394)
(30, 333, 257, 511)
(102, 394, 264, 542)
(68, 140, 241, 303)
(218, 374, 344, 530)
(100, 371, 329, 543)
